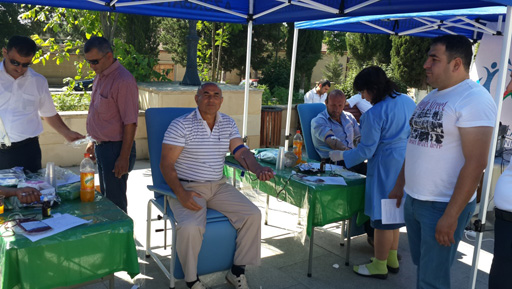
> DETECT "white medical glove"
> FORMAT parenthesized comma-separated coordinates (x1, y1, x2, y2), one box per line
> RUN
(329, 150, 344, 162)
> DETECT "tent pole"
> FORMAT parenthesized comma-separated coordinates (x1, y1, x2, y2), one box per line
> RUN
(469, 5, 512, 289)
(284, 27, 299, 150)
(242, 20, 253, 144)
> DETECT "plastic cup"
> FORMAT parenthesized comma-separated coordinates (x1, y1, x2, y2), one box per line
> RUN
(276, 147, 285, 170)
(46, 162, 57, 188)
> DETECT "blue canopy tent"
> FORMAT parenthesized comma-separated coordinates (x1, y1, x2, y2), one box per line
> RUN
(2, 1, 512, 285)
(296, 6, 512, 289)
(2, 0, 512, 145)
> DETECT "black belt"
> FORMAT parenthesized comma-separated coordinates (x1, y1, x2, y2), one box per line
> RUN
(0, 136, 38, 150)
(95, 140, 121, 145)
(495, 208, 512, 223)
(179, 178, 200, 183)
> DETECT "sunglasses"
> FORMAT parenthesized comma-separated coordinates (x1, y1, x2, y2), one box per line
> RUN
(9, 59, 31, 68)
(85, 53, 108, 65)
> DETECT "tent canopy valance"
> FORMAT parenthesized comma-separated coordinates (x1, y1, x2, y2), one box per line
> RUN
(1, 0, 511, 24)
(296, 6, 507, 40)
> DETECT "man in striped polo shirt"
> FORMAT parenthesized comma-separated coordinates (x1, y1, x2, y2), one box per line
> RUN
(161, 83, 274, 289)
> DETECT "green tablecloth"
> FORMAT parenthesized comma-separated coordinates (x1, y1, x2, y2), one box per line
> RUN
(0, 196, 140, 289)
(224, 156, 366, 235)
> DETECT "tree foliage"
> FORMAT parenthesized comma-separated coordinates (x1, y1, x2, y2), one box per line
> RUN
(323, 55, 344, 85)
(390, 35, 431, 89)
(286, 23, 323, 91)
(346, 33, 392, 66)
(119, 14, 160, 59)
(0, 3, 34, 52)
(21, 7, 165, 84)
(324, 31, 347, 56)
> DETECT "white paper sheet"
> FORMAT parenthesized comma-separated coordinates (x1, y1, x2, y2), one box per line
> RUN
(20, 213, 91, 242)
(381, 199, 405, 224)
(302, 176, 347, 186)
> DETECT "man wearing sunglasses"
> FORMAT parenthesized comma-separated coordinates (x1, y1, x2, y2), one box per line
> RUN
(83, 36, 138, 213)
(0, 36, 84, 173)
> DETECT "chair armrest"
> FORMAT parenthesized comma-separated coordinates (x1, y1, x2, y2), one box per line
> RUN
(147, 185, 177, 199)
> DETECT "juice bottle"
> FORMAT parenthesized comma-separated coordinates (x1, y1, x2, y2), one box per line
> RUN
(80, 153, 95, 202)
(293, 130, 303, 162)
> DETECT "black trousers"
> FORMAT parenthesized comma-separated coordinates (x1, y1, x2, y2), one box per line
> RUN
(489, 208, 512, 289)
(0, 137, 42, 173)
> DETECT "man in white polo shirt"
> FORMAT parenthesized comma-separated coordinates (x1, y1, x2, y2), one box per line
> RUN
(160, 82, 274, 289)
(0, 36, 84, 172)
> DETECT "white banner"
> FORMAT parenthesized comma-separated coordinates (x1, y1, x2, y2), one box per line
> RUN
(470, 22, 512, 148)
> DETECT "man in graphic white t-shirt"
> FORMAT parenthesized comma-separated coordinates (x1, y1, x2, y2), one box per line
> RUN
(389, 35, 497, 289)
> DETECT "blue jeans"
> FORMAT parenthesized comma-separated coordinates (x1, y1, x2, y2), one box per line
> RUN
(404, 196, 475, 289)
(95, 141, 136, 213)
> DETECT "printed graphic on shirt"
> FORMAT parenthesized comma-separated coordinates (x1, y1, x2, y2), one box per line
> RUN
(408, 100, 447, 149)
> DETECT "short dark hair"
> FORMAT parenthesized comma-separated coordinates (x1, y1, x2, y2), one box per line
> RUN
(431, 35, 472, 72)
(6, 36, 38, 57)
(318, 79, 331, 88)
(84, 36, 113, 54)
(353, 66, 399, 105)
(325, 89, 345, 104)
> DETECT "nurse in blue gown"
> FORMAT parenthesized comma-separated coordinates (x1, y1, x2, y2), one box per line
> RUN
(330, 66, 416, 279)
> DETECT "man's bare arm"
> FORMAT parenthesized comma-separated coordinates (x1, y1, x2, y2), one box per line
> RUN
(160, 144, 202, 211)
(435, 126, 493, 246)
(230, 138, 274, 181)
(44, 114, 84, 142)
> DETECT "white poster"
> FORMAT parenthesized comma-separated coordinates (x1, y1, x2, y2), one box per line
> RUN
(470, 22, 512, 148)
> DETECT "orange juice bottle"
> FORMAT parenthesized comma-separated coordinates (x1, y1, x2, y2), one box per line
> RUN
(293, 130, 303, 162)
(80, 153, 95, 202)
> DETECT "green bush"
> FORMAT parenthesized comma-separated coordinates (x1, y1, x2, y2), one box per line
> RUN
(260, 84, 303, 105)
(52, 92, 91, 111)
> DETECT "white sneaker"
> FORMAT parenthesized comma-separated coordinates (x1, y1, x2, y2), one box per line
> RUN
(226, 270, 250, 289)
(190, 280, 208, 289)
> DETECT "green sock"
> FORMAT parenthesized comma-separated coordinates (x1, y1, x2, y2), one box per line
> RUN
(387, 250, 399, 269)
(354, 258, 387, 274)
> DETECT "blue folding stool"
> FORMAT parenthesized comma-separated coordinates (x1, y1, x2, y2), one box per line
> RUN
(144, 107, 237, 289)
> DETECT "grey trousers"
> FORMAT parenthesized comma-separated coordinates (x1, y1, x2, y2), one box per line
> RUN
(168, 177, 261, 282)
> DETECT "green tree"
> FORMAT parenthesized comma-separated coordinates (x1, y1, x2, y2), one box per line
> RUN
(323, 55, 344, 85)
(119, 14, 160, 59)
(346, 33, 392, 66)
(286, 23, 323, 91)
(390, 35, 430, 89)
(159, 18, 189, 66)
(324, 31, 347, 56)
(0, 3, 33, 52)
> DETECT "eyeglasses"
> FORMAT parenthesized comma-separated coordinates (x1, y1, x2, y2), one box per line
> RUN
(85, 53, 108, 65)
(9, 59, 31, 68)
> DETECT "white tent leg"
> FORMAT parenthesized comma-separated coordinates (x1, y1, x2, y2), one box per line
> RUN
(242, 20, 253, 144)
(284, 28, 299, 149)
(469, 6, 512, 289)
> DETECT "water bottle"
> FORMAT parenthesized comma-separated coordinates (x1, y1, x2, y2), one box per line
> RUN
(293, 130, 303, 162)
(80, 153, 95, 202)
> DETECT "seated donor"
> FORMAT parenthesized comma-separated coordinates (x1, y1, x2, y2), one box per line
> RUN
(346, 93, 373, 114)
(311, 89, 366, 175)
(160, 82, 274, 289)
(304, 79, 331, 104)
(330, 66, 416, 279)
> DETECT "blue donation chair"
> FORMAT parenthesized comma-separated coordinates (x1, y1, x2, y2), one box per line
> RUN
(296, 103, 326, 161)
(145, 107, 237, 289)
(296, 102, 363, 266)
